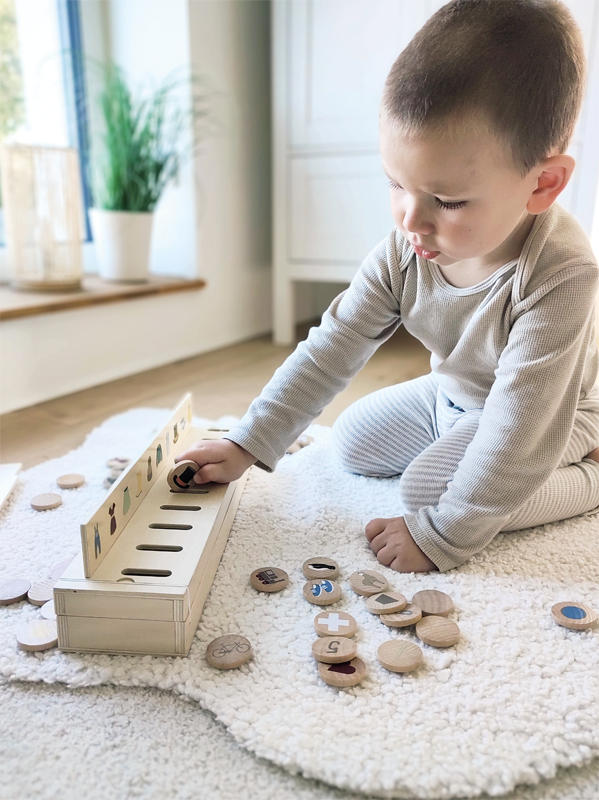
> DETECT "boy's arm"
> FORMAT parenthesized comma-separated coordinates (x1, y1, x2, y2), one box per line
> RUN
(403, 265, 599, 572)
(224, 232, 405, 471)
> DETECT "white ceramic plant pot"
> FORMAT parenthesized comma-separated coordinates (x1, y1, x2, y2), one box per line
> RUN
(89, 208, 154, 283)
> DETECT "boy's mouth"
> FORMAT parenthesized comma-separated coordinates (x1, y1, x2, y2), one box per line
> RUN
(412, 244, 440, 259)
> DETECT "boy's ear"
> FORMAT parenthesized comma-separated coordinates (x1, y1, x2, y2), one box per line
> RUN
(526, 154, 575, 214)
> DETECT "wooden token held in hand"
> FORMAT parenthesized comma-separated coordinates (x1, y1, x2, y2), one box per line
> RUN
(312, 636, 357, 664)
(411, 589, 454, 617)
(377, 640, 423, 673)
(30, 493, 62, 511)
(303, 579, 342, 605)
(302, 557, 339, 581)
(250, 567, 289, 593)
(314, 610, 357, 638)
(56, 473, 85, 489)
(27, 579, 56, 607)
(40, 600, 57, 621)
(0, 578, 31, 605)
(416, 615, 460, 648)
(206, 634, 253, 669)
(379, 603, 422, 628)
(349, 570, 388, 596)
(167, 461, 200, 492)
(366, 591, 407, 615)
(318, 657, 367, 687)
(16, 619, 58, 651)
(551, 601, 598, 631)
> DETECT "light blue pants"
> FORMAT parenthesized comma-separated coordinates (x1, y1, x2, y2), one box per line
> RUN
(331, 372, 599, 532)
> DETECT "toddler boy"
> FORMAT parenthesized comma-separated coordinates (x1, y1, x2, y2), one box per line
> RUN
(178, 0, 599, 572)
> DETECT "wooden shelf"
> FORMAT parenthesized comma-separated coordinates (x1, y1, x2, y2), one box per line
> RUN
(0, 275, 207, 320)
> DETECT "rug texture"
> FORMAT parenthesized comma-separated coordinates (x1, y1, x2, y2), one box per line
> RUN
(1, 408, 598, 800)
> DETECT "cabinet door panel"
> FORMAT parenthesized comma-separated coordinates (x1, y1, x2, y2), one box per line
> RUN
(289, 154, 394, 263)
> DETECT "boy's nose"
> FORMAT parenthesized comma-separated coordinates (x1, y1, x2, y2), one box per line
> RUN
(402, 204, 434, 236)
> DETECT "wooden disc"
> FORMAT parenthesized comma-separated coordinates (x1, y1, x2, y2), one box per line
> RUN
(303, 579, 342, 605)
(551, 601, 598, 631)
(366, 591, 407, 615)
(377, 640, 423, 673)
(379, 603, 422, 628)
(416, 615, 460, 648)
(0, 578, 31, 605)
(318, 657, 367, 687)
(16, 619, 58, 651)
(349, 570, 388, 596)
(167, 461, 200, 492)
(27, 579, 56, 607)
(302, 557, 339, 580)
(56, 473, 85, 489)
(205, 634, 253, 669)
(297, 434, 314, 447)
(48, 557, 74, 581)
(411, 589, 454, 616)
(30, 493, 62, 511)
(106, 457, 130, 470)
(250, 567, 289, 593)
(314, 610, 357, 638)
(40, 600, 57, 621)
(312, 636, 357, 664)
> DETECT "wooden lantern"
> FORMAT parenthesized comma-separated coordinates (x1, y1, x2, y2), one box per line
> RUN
(0, 144, 85, 291)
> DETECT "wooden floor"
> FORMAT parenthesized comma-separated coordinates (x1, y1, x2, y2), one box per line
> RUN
(0, 323, 431, 469)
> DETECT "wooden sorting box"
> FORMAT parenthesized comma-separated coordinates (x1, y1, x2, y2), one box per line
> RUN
(54, 394, 247, 656)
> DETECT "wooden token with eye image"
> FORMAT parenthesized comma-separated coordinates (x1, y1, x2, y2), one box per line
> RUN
(411, 589, 454, 617)
(206, 634, 253, 669)
(366, 591, 407, 615)
(250, 567, 289, 593)
(0, 578, 31, 606)
(302, 557, 339, 580)
(303, 579, 342, 605)
(318, 657, 367, 687)
(551, 601, 597, 631)
(312, 636, 357, 664)
(314, 610, 357, 638)
(167, 461, 200, 492)
(349, 570, 388, 596)
(377, 640, 423, 673)
(416, 615, 460, 648)
(379, 603, 422, 628)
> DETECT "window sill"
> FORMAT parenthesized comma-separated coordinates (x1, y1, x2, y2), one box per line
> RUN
(0, 275, 207, 320)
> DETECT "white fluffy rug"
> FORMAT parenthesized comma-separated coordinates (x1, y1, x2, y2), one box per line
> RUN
(1, 408, 598, 800)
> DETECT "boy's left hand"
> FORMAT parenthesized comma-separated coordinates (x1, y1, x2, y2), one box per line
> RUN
(365, 516, 438, 573)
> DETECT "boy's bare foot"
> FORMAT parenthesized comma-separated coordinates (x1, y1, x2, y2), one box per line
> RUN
(365, 516, 438, 573)
(586, 446, 599, 463)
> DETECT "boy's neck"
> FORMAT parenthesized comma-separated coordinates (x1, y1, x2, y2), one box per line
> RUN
(436, 212, 536, 289)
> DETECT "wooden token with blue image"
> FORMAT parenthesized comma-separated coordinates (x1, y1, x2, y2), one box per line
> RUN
(303, 579, 342, 605)
(551, 601, 597, 631)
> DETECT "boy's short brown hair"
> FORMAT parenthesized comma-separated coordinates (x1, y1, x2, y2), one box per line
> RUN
(381, 0, 586, 175)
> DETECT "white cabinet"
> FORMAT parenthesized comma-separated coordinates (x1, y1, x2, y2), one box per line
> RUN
(272, 0, 599, 344)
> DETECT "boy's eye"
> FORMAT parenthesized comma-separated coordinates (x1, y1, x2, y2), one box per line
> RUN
(435, 198, 467, 210)
(388, 179, 400, 191)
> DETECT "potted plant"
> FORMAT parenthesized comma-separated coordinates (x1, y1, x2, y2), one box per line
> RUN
(88, 64, 213, 282)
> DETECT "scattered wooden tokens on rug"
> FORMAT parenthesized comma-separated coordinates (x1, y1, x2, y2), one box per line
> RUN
(379, 603, 422, 628)
(167, 461, 200, 491)
(349, 569, 388, 596)
(27, 579, 56, 607)
(40, 600, 57, 621)
(366, 591, 407, 615)
(56, 473, 85, 489)
(416, 615, 460, 648)
(0, 578, 31, 605)
(16, 619, 58, 651)
(314, 610, 357, 638)
(302, 557, 339, 580)
(205, 634, 253, 669)
(303, 579, 342, 605)
(318, 657, 367, 687)
(250, 567, 289, 593)
(551, 601, 598, 631)
(312, 636, 358, 664)
(377, 640, 423, 673)
(411, 589, 454, 617)
(30, 493, 62, 511)
(48, 557, 75, 581)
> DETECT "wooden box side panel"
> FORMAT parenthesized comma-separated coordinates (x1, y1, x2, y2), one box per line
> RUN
(55, 591, 180, 622)
(57, 614, 185, 656)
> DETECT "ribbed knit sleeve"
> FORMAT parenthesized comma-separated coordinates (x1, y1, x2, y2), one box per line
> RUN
(404, 265, 599, 571)
(224, 233, 404, 471)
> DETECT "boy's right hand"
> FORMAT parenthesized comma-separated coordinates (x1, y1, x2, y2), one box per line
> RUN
(174, 439, 257, 484)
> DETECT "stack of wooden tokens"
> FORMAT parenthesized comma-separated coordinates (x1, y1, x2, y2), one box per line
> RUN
(104, 457, 131, 488)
